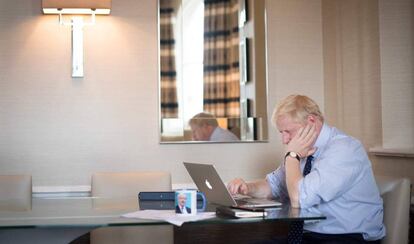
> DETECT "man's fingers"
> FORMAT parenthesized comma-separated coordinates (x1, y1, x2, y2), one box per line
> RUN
(303, 124, 310, 135)
(227, 181, 236, 194)
(303, 124, 313, 138)
(287, 123, 318, 159)
(231, 184, 239, 194)
(296, 126, 305, 138)
(241, 184, 249, 195)
(308, 147, 317, 156)
(304, 124, 316, 144)
(228, 179, 246, 195)
(227, 184, 233, 194)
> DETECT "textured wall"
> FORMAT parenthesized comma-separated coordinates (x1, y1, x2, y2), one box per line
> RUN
(3, 0, 410, 191)
(322, 0, 414, 191)
(0, 0, 324, 188)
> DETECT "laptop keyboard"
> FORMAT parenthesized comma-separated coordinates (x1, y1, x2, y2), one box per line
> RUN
(235, 199, 249, 205)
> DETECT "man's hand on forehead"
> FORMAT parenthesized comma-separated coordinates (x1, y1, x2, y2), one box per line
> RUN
(287, 123, 318, 158)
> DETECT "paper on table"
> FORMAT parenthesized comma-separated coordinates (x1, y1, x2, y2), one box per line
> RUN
(121, 210, 216, 226)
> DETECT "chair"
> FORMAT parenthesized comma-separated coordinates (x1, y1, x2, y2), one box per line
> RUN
(90, 171, 172, 244)
(375, 175, 411, 244)
(0, 175, 32, 211)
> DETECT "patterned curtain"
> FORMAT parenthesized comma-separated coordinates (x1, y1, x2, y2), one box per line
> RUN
(203, 0, 240, 117)
(160, 0, 178, 118)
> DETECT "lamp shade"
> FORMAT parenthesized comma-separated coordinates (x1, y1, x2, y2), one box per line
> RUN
(42, 0, 111, 15)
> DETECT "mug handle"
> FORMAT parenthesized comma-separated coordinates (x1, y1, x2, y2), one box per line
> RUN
(197, 191, 207, 211)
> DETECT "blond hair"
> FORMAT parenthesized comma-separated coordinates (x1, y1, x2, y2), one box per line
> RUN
(271, 95, 324, 126)
(189, 112, 218, 127)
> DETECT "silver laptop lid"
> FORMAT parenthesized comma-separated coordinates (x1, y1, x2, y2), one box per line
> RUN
(183, 162, 236, 206)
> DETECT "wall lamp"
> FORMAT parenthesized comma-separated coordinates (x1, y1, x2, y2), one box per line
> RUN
(42, 0, 111, 77)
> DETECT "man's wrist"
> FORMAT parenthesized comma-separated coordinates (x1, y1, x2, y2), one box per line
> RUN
(285, 151, 301, 162)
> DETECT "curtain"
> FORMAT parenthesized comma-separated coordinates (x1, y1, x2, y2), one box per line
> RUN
(160, 0, 178, 118)
(203, 0, 240, 117)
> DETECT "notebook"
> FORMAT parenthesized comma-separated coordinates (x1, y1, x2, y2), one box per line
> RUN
(183, 162, 281, 208)
(216, 205, 267, 218)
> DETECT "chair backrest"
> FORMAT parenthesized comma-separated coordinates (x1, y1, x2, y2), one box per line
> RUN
(91, 171, 172, 197)
(0, 175, 32, 211)
(375, 175, 411, 244)
(0, 175, 32, 200)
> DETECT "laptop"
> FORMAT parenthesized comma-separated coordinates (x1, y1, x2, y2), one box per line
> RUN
(183, 162, 282, 208)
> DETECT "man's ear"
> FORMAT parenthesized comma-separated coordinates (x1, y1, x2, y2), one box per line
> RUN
(206, 125, 215, 132)
(307, 115, 316, 124)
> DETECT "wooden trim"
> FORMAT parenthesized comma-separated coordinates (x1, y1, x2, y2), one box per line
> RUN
(369, 147, 414, 158)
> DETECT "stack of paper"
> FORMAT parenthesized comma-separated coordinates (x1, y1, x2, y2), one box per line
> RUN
(122, 210, 216, 226)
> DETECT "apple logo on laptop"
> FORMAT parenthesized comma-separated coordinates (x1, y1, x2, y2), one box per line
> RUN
(205, 179, 213, 190)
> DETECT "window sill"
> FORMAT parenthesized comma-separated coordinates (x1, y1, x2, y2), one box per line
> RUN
(369, 147, 414, 158)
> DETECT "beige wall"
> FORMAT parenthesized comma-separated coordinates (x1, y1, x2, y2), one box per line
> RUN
(0, 0, 412, 190)
(379, 0, 414, 148)
(322, 0, 414, 193)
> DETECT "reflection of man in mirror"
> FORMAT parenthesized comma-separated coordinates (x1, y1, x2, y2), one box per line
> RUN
(189, 112, 239, 142)
(175, 193, 191, 214)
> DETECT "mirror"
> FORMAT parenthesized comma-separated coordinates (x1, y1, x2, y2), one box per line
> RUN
(158, 0, 268, 143)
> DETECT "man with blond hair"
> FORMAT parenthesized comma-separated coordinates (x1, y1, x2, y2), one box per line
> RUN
(189, 112, 239, 141)
(228, 95, 384, 243)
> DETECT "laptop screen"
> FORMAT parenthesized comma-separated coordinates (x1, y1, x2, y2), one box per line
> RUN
(183, 162, 236, 206)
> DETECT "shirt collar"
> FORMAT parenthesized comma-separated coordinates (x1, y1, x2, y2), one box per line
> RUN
(312, 123, 331, 159)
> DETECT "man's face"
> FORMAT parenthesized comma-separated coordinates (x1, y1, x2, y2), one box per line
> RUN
(276, 115, 305, 145)
(178, 194, 187, 207)
(190, 124, 212, 141)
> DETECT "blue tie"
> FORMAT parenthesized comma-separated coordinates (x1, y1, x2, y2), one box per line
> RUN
(287, 156, 314, 244)
(303, 155, 313, 176)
